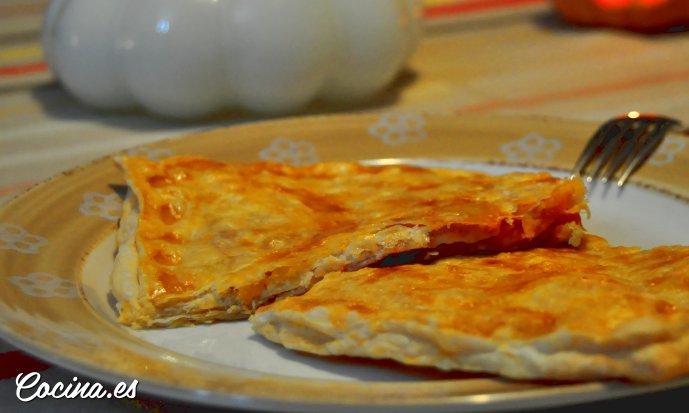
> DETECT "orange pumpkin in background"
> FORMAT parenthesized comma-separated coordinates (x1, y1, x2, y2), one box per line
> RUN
(552, 0, 689, 33)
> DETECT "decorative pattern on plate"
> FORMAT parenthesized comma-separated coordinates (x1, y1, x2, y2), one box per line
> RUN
(125, 147, 174, 161)
(368, 112, 427, 145)
(8, 272, 78, 299)
(0, 223, 48, 254)
(258, 138, 319, 165)
(0, 302, 107, 354)
(650, 136, 687, 166)
(500, 133, 562, 164)
(79, 192, 122, 222)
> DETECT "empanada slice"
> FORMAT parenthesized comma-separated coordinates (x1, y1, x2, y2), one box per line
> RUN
(251, 235, 689, 383)
(112, 156, 587, 328)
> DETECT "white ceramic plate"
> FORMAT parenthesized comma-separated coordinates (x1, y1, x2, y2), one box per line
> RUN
(1, 113, 689, 412)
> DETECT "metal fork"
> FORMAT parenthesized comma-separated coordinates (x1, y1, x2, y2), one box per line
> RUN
(572, 111, 681, 187)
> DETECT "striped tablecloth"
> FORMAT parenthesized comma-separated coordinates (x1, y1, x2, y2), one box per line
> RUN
(3, 1, 689, 411)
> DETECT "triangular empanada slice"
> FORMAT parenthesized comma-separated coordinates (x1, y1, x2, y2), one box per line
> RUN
(112, 156, 587, 328)
(251, 235, 689, 383)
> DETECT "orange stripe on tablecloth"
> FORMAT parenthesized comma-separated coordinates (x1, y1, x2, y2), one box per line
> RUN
(424, 0, 547, 18)
(0, 181, 36, 196)
(0, 62, 48, 77)
(0, 351, 52, 380)
(457, 67, 689, 113)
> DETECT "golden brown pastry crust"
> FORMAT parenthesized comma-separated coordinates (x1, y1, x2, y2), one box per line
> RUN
(251, 235, 689, 383)
(111, 156, 587, 328)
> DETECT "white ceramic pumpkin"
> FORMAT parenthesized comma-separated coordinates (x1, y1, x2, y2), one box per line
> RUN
(41, 0, 422, 119)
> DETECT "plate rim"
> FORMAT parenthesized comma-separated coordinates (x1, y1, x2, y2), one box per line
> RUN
(2, 112, 689, 412)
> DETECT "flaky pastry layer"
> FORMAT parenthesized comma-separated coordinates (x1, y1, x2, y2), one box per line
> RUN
(111, 156, 587, 328)
(252, 235, 689, 383)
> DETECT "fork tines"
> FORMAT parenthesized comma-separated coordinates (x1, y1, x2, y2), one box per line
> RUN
(572, 114, 680, 187)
